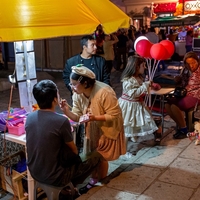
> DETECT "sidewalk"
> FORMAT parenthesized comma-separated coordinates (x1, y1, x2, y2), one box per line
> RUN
(1, 67, 200, 200)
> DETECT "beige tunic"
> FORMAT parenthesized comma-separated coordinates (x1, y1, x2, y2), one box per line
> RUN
(72, 81, 126, 160)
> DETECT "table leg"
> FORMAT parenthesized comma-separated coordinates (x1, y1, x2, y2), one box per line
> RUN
(25, 146, 35, 200)
(161, 95, 164, 135)
(27, 167, 35, 200)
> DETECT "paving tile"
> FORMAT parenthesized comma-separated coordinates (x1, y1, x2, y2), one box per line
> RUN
(159, 157, 200, 188)
(108, 162, 120, 175)
(77, 187, 137, 200)
(110, 144, 152, 166)
(134, 146, 183, 167)
(160, 129, 192, 149)
(107, 164, 162, 194)
(190, 187, 200, 200)
(137, 181, 194, 200)
(179, 142, 200, 161)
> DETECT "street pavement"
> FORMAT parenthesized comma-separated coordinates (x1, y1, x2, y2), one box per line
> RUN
(1, 66, 200, 200)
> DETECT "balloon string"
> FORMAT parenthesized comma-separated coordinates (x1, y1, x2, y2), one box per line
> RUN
(145, 58, 150, 80)
(152, 60, 160, 79)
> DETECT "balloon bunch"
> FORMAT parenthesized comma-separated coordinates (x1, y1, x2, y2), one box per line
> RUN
(134, 36, 174, 81)
(134, 36, 175, 106)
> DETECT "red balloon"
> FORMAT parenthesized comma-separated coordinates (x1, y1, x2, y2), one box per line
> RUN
(150, 43, 168, 60)
(136, 40, 153, 58)
(160, 40, 175, 58)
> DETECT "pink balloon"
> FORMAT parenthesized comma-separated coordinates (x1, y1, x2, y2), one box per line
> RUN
(160, 40, 175, 58)
(150, 43, 168, 60)
(136, 40, 153, 58)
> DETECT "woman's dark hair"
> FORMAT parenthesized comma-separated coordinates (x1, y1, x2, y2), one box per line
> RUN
(33, 80, 58, 109)
(183, 51, 199, 69)
(81, 35, 95, 48)
(121, 55, 145, 80)
(70, 73, 95, 89)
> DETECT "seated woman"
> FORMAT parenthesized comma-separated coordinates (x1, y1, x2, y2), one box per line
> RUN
(165, 51, 200, 139)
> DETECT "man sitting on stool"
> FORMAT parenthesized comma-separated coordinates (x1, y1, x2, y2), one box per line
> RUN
(25, 80, 102, 199)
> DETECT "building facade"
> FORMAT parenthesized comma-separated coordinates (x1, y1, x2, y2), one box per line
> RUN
(111, 0, 179, 28)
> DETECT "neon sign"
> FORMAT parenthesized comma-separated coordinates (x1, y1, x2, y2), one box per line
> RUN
(185, 1, 200, 11)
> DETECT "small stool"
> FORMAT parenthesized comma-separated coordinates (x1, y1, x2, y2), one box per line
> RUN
(34, 181, 75, 200)
(186, 105, 200, 132)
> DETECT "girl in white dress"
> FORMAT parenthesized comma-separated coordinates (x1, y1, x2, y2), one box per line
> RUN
(118, 55, 158, 155)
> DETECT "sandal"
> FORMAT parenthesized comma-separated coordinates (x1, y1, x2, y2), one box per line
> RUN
(79, 183, 94, 195)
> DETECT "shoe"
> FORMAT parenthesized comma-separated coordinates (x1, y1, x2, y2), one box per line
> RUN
(60, 187, 80, 200)
(79, 183, 93, 195)
(154, 131, 162, 142)
(124, 152, 134, 159)
(173, 130, 187, 139)
(131, 136, 139, 142)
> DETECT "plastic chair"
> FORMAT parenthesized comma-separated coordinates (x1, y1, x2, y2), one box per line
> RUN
(34, 181, 75, 200)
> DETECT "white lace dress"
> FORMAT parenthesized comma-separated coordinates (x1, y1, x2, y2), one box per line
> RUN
(118, 77, 158, 139)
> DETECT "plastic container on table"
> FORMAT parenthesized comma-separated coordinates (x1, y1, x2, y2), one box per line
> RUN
(7, 123, 25, 136)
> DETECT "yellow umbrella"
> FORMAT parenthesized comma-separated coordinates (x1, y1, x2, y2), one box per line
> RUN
(0, 0, 130, 42)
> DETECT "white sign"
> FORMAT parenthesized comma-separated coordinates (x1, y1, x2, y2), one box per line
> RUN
(185, 1, 200, 11)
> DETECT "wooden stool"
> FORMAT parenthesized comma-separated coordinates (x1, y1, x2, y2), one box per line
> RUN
(34, 181, 75, 200)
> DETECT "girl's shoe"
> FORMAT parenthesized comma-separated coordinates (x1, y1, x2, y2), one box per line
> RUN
(131, 136, 138, 142)
(154, 131, 162, 142)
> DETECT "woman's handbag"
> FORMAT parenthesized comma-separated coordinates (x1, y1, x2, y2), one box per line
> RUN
(173, 87, 187, 98)
(193, 101, 200, 120)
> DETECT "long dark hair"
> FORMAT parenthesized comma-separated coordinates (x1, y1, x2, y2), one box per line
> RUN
(121, 55, 145, 80)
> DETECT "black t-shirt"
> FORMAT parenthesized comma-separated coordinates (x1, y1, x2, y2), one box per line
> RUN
(26, 110, 72, 186)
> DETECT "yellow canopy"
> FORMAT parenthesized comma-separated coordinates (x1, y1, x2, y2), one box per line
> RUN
(0, 0, 130, 42)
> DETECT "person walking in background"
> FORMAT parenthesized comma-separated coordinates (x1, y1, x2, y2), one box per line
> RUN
(61, 66, 126, 194)
(185, 30, 193, 53)
(118, 56, 159, 158)
(158, 29, 166, 42)
(26, 80, 102, 199)
(94, 25, 105, 55)
(115, 29, 128, 71)
(165, 51, 200, 139)
(102, 33, 119, 73)
(63, 35, 110, 94)
(178, 27, 187, 40)
(127, 29, 135, 57)
(145, 27, 159, 44)
(166, 29, 178, 43)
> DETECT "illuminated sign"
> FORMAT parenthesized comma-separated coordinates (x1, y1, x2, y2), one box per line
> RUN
(153, 3, 177, 13)
(185, 1, 200, 11)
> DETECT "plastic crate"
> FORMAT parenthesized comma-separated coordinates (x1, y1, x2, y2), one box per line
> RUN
(7, 124, 25, 136)
(0, 108, 27, 132)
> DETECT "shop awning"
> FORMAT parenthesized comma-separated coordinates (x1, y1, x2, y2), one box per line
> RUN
(0, 0, 130, 42)
(151, 15, 200, 27)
